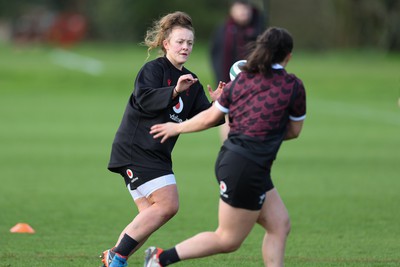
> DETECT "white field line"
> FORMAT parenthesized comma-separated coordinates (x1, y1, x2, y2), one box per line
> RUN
(49, 48, 104, 76)
(311, 98, 400, 126)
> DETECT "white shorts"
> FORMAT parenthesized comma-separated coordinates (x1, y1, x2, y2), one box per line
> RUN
(127, 174, 176, 200)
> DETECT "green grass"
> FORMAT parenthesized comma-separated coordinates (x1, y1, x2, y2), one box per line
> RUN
(0, 42, 399, 266)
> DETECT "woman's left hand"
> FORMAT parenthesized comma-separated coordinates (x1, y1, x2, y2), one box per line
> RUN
(208, 81, 226, 102)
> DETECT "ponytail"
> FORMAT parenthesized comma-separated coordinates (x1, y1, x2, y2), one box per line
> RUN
(242, 27, 293, 77)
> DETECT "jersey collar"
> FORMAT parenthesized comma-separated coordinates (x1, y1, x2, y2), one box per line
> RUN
(272, 63, 284, 69)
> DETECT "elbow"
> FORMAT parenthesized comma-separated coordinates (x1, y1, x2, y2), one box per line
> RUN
(285, 120, 303, 140)
(291, 131, 301, 139)
(285, 130, 301, 140)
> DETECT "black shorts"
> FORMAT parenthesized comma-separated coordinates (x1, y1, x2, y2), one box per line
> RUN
(215, 147, 274, 210)
(112, 165, 172, 190)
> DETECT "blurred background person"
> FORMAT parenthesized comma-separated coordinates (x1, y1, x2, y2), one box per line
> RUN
(209, 0, 265, 141)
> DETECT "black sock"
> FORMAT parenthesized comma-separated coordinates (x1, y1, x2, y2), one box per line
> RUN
(159, 247, 181, 266)
(113, 234, 139, 257)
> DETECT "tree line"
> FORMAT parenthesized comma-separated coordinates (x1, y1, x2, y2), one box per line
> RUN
(1, 0, 399, 51)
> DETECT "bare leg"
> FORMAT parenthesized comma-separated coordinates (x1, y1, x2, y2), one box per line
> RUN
(114, 197, 153, 256)
(114, 185, 179, 256)
(175, 200, 260, 260)
(257, 188, 291, 267)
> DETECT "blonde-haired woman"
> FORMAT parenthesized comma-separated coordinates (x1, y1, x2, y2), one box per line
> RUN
(101, 11, 224, 267)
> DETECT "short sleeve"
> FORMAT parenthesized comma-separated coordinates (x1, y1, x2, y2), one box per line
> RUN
(217, 80, 234, 112)
(289, 79, 306, 121)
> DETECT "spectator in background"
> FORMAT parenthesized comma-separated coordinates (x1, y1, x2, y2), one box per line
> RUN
(210, 0, 265, 141)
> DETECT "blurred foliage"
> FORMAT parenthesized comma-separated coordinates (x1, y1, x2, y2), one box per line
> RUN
(269, 0, 400, 51)
(333, 0, 400, 51)
(0, 0, 399, 51)
(0, 0, 237, 43)
(82, 0, 235, 42)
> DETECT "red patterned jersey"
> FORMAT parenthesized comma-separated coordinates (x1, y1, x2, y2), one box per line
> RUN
(217, 67, 306, 140)
(216, 65, 306, 167)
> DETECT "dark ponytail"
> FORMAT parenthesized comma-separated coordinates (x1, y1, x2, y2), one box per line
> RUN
(242, 27, 293, 77)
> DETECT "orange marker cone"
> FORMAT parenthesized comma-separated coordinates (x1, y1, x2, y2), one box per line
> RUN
(10, 223, 35, 234)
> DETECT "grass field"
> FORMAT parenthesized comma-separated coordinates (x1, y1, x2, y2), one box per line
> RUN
(0, 42, 399, 266)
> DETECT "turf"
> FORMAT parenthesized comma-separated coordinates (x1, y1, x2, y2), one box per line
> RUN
(0, 42, 399, 266)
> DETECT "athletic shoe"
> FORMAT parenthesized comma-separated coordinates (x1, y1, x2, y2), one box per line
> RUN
(110, 254, 128, 267)
(101, 249, 128, 267)
(144, 247, 163, 267)
(100, 249, 115, 267)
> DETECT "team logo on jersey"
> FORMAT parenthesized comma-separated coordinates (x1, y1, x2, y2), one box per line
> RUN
(126, 169, 133, 179)
(173, 97, 184, 114)
(219, 181, 229, 198)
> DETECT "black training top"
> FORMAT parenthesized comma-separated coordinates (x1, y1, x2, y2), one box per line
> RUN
(108, 56, 212, 179)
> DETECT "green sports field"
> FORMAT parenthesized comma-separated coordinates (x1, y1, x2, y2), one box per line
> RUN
(0, 42, 399, 266)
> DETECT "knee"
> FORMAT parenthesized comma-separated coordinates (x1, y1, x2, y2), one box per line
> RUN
(158, 201, 179, 221)
(167, 202, 179, 218)
(282, 217, 291, 237)
(275, 216, 291, 238)
(219, 240, 242, 253)
(259, 214, 291, 237)
(216, 234, 243, 253)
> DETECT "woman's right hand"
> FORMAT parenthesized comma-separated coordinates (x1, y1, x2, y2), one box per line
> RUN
(175, 74, 198, 93)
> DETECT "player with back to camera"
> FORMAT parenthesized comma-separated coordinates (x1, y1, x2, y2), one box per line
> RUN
(145, 27, 307, 267)
(100, 11, 225, 267)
